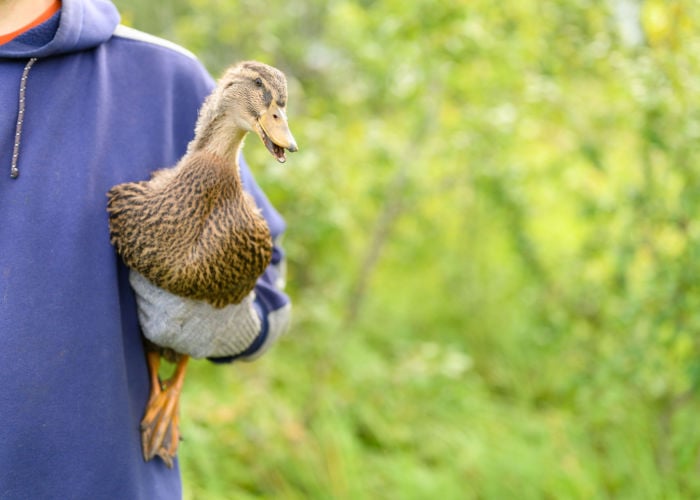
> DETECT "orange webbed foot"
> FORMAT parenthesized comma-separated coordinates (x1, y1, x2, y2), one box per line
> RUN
(140, 353, 189, 468)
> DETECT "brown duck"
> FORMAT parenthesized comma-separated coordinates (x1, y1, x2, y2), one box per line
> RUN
(107, 61, 297, 467)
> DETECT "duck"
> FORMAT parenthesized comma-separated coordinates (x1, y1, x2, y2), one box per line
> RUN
(106, 61, 297, 467)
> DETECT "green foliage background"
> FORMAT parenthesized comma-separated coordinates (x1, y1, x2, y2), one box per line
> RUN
(115, 0, 700, 498)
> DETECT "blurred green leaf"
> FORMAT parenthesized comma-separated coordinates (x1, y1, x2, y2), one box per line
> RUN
(114, 0, 700, 498)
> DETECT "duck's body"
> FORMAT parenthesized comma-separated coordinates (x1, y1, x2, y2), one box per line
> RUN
(106, 61, 297, 468)
(108, 150, 272, 308)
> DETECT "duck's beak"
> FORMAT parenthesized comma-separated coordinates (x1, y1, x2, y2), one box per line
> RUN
(257, 104, 298, 163)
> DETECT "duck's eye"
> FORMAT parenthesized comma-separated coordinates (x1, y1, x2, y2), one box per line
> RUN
(254, 78, 263, 87)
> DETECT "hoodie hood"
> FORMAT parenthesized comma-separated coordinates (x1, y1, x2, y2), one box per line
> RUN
(0, 0, 120, 58)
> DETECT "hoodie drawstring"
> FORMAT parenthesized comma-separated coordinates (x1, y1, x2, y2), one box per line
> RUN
(11, 57, 38, 179)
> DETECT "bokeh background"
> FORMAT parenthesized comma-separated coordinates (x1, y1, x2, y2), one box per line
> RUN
(114, 0, 700, 498)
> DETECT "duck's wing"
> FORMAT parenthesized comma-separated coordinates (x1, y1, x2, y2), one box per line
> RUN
(107, 179, 160, 272)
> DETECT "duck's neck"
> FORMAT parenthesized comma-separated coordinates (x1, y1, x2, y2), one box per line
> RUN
(187, 99, 247, 166)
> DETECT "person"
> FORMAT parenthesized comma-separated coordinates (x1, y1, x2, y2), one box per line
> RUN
(0, 0, 292, 498)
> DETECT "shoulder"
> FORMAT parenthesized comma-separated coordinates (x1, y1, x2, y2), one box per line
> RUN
(105, 24, 216, 130)
(107, 24, 214, 92)
(111, 24, 198, 61)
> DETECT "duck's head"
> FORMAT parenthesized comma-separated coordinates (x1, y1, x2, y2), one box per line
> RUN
(216, 61, 298, 163)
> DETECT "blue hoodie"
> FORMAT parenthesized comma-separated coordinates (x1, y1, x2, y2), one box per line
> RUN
(0, 1, 290, 498)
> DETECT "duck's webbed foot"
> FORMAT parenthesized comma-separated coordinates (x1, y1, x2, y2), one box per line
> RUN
(140, 351, 189, 468)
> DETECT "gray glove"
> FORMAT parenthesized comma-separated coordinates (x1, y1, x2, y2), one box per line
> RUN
(129, 270, 264, 359)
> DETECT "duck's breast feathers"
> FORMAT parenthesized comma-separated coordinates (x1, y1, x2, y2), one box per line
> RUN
(107, 150, 272, 305)
(106, 152, 234, 255)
